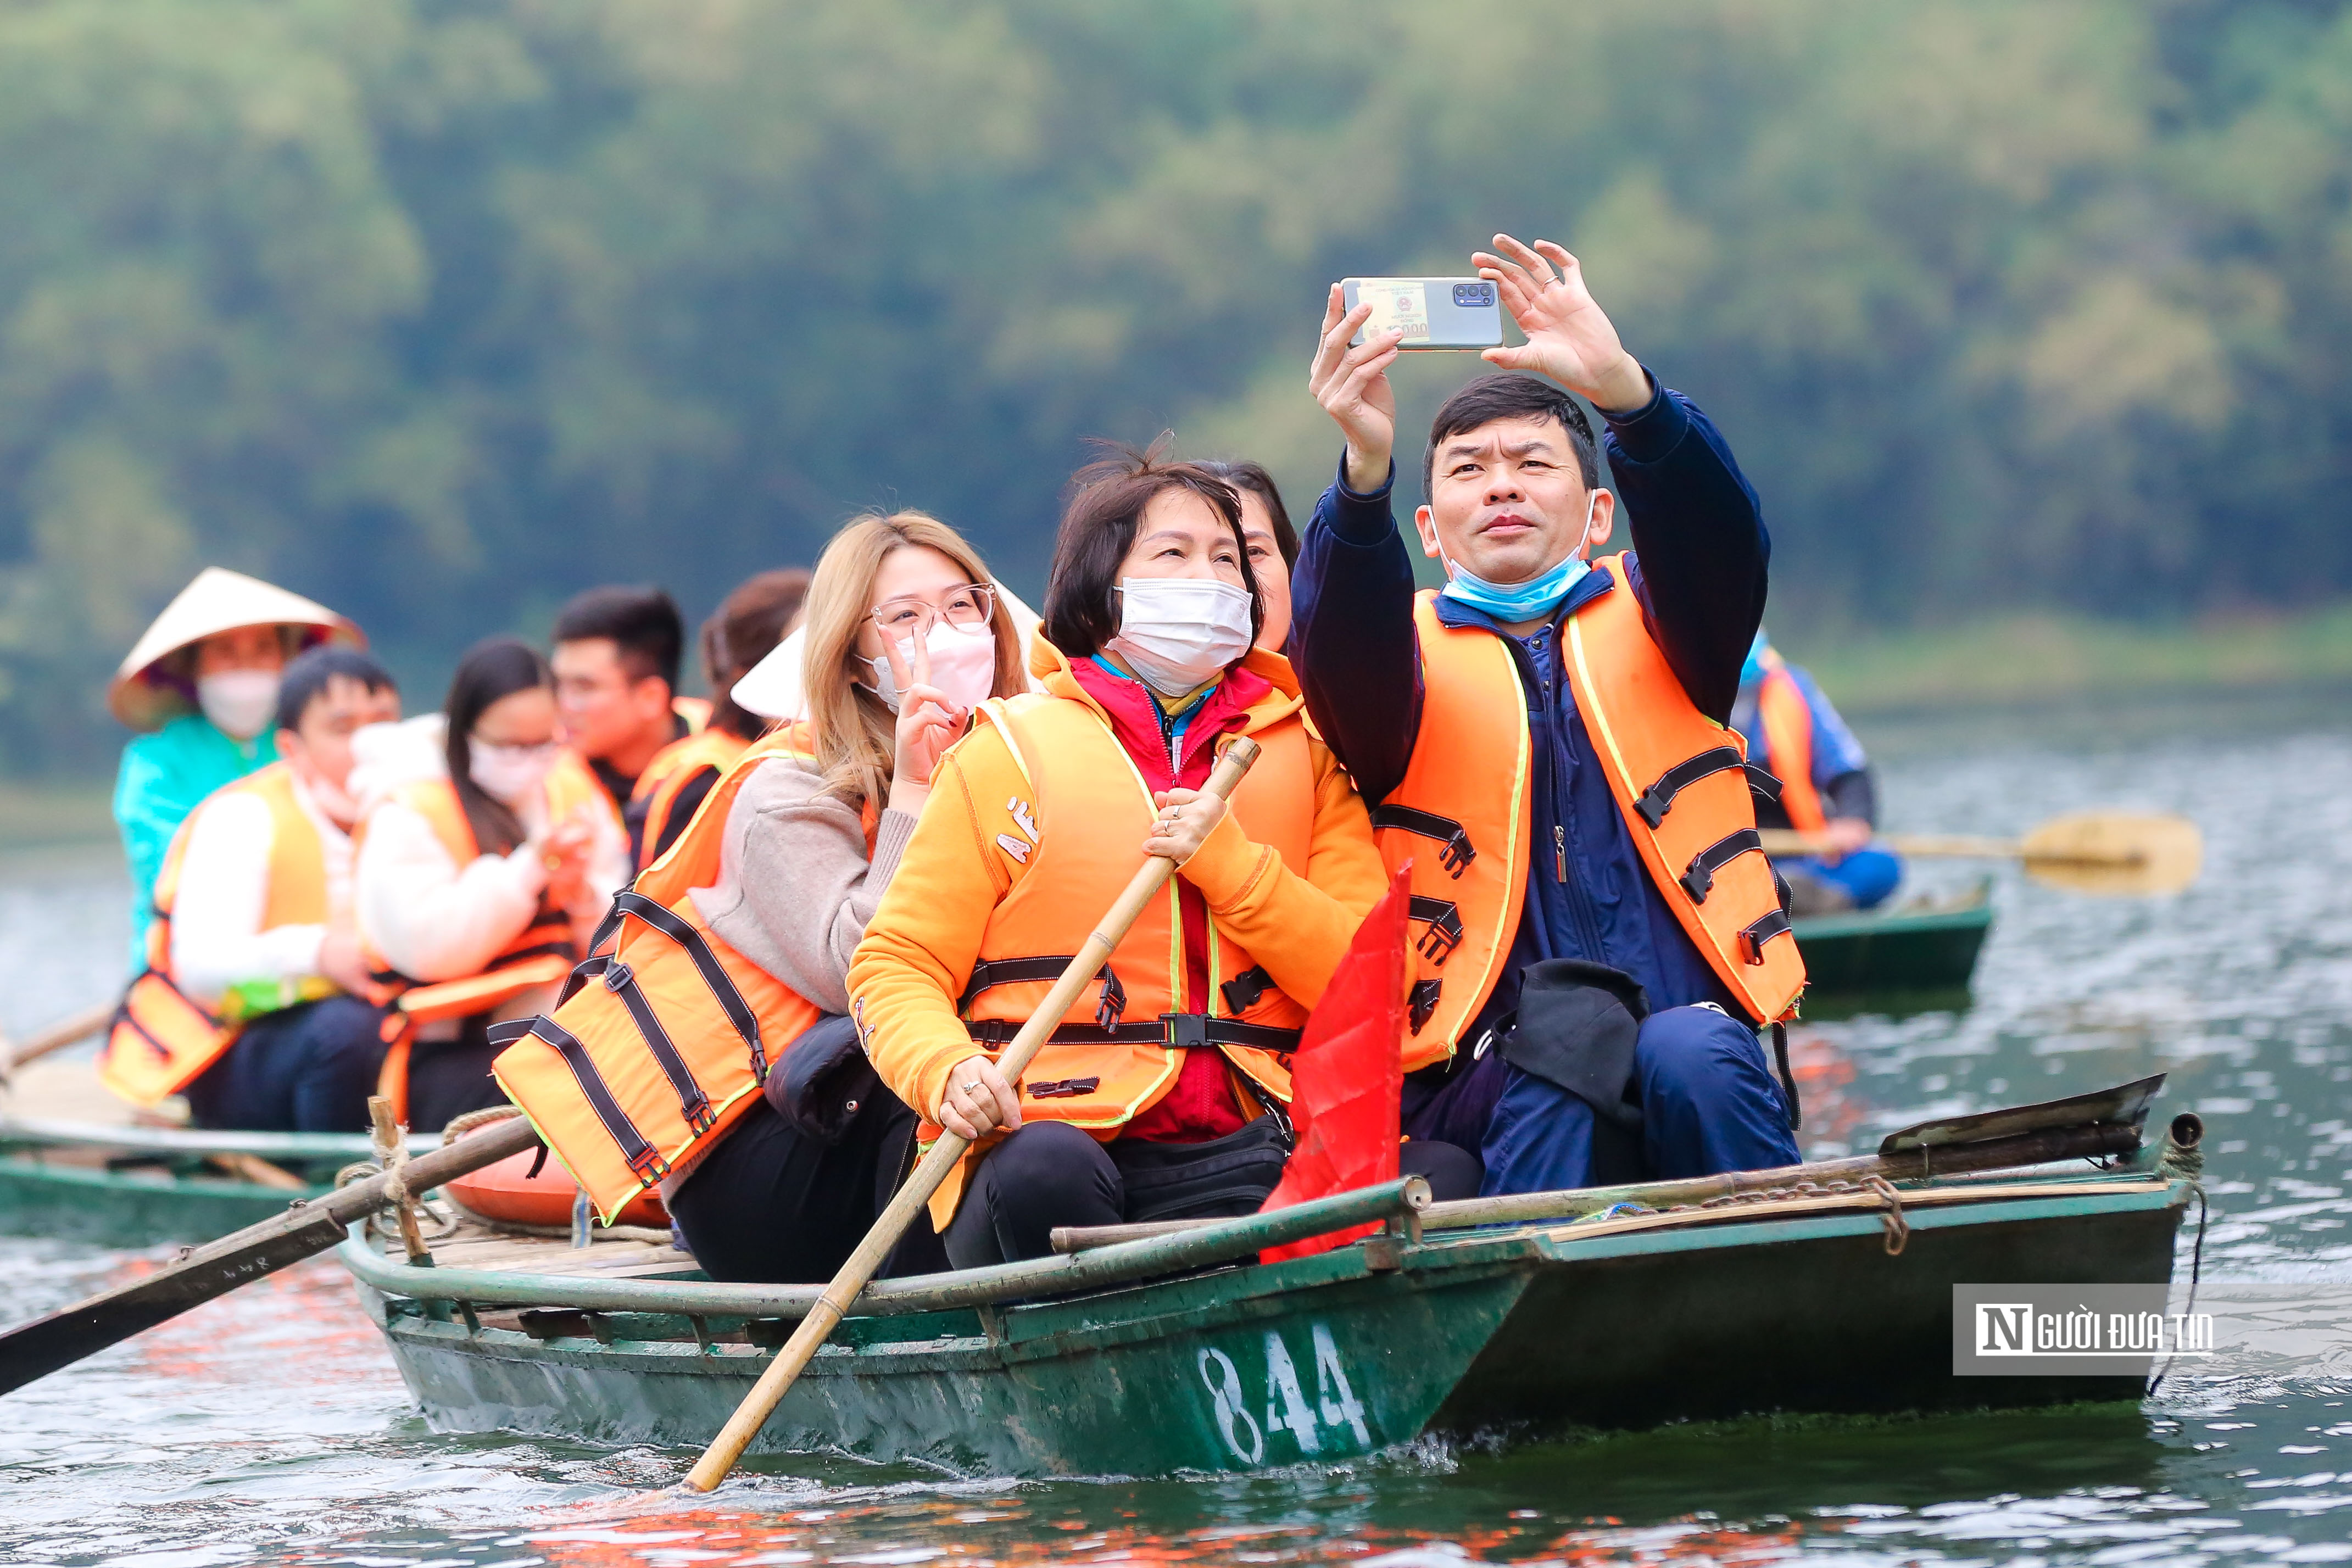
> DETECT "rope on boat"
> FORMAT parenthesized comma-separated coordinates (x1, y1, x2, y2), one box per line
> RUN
(1647, 1173, 1908, 1254)
(1865, 1175, 1909, 1255)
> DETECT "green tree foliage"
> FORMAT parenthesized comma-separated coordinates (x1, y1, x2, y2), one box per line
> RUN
(1, 0, 2347, 772)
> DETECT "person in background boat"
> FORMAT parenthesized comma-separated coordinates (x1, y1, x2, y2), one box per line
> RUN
(109, 568, 362, 970)
(550, 585, 708, 864)
(630, 568, 811, 872)
(1292, 233, 1805, 1199)
(1198, 461, 1299, 652)
(850, 445, 1479, 1270)
(656, 514, 1023, 1281)
(164, 648, 405, 1131)
(355, 638, 628, 1130)
(1732, 630, 1901, 914)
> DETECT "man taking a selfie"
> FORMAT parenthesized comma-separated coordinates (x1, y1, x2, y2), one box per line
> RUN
(1291, 233, 1807, 1197)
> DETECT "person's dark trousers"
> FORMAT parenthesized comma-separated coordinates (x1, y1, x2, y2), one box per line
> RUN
(402, 1016, 516, 1134)
(1478, 1003, 1800, 1196)
(184, 995, 389, 1134)
(941, 1121, 1486, 1268)
(668, 1093, 946, 1284)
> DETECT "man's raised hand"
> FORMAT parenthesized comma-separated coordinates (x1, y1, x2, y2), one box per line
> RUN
(1309, 283, 1401, 495)
(1474, 235, 1651, 415)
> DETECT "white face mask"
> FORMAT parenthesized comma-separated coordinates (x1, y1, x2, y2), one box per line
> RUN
(1103, 577, 1255, 698)
(864, 621, 999, 715)
(197, 669, 281, 741)
(469, 739, 560, 806)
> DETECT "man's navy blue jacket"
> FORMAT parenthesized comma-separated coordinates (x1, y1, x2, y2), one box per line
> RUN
(1290, 375, 1770, 1052)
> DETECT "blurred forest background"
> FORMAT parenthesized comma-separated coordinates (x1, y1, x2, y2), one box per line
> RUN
(3, 0, 2350, 778)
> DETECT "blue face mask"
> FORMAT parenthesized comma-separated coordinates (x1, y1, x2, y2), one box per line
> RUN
(1740, 629, 1770, 686)
(1439, 492, 1598, 623)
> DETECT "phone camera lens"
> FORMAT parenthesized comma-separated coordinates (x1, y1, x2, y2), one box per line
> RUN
(1452, 282, 1496, 308)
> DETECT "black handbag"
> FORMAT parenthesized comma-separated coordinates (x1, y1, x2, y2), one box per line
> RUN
(1107, 1111, 1295, 1224)
(1497, 958, 1648, 1132)
(763, 1013, 882, 1144)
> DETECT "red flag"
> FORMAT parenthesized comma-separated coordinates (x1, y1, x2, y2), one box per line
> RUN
(1257, 862, 1412, 1262)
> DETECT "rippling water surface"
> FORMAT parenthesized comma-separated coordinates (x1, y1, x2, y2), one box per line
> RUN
(4, 691, 2350, 1567)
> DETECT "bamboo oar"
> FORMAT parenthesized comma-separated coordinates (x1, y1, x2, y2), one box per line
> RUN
(0, 1001, 116, 1088)
(0, 1112, 539, 1394)
(1758, 808, 2202, 897)
(1050, 1119, 2152, 1253)
(683, 734, 1265, 1492)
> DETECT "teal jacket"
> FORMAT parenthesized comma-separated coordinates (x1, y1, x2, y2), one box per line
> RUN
(114, 714, 278, 970)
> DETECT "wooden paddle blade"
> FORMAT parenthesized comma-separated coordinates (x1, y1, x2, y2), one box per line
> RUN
(1877, 1073, 2166, 1155)
(2020, 811, 2202, 896)
(0, 1113, 538, 1396)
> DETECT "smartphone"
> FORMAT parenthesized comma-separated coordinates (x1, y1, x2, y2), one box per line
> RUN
(1342, 277, 1503, 351)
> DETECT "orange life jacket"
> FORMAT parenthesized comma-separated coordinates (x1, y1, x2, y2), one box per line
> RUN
(628, 726, 751, 872)
(1376, 568, 1805, 1043)
(489, 725, 840, 1223)
(1753, 663, 1825, 832)
(945, 693, 1317, 1129)
(363, 751, 611, 1124)
(100, 763, 336, 1107)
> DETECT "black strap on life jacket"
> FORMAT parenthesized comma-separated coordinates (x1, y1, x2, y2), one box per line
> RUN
(1220, 964, 1273, 1014)
(1634, 746, 1744, 828)
(1772, 1020, 1802, 1132)
(488, 1014, 669, 1179)
(570, 955, 716, 1135)
(1370, 805, 1476, 878)
(111, 969, 220, 1062)
(962, 1013, 1303, 1053)
(1744, 763, 1783, 807)
(607, 890, 768, 1081)
(1679, 828, 1765, 903)
(1407, 979, 1441, 1036)
(1738, 907, 1794, 966)
(958, 956, 1127, 1029)
(1407, 895, 1463, 965)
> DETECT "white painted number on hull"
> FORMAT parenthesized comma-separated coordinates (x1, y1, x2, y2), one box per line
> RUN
(1200, 1323, 1369, 1462)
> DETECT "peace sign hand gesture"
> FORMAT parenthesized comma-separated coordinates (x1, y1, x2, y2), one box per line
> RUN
(1473, 234, 1652, 416)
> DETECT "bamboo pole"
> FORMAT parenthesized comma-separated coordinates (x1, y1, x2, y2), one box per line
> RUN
(0, 1001, 116, 1086)
(1049, 1120, 2145, 1253)
(681, 735, 1264, 1493)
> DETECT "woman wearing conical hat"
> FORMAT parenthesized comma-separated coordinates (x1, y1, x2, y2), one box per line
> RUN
(110, 568, 360, 967)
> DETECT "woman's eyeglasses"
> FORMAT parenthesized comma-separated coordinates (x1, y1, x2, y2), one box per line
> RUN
(870, 583, 995, 640)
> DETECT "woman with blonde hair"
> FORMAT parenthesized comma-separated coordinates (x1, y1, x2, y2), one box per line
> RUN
(648, 510, 1025, 1281)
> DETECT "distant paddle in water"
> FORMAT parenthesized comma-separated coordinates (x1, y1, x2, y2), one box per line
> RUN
(1759, 810, 2201, 897)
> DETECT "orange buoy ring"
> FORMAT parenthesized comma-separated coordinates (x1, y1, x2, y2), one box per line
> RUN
(443, 1146, 668, 1231)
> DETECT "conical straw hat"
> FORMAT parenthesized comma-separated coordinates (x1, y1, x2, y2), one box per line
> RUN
(729, 578, 1043, 722)
(109, 567, 362, 731)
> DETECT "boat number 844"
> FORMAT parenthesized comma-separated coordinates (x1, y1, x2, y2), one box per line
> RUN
(1197, 1323, 1372, 1463)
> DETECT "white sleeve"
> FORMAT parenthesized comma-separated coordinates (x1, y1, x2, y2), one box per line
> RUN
(558, 789, 632, 937)
(169, 793, 327, 1004)
(355, 801, 551, 983)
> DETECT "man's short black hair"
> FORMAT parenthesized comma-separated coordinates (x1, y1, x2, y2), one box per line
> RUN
(1423, 373, 1600, 500)
(275, 645, 396, 735)
(552, 585, 684, 690)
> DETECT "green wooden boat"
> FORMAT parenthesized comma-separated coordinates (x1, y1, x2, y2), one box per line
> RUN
(344, 1147, 2189, 1477)
(1793, 881, 1994, 1008)
(0, 1115, 430, 1250)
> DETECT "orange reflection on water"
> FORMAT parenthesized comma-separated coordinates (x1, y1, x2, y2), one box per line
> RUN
(121, 1249, 387, 1390)
(506, 1496, 1817, 1568)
